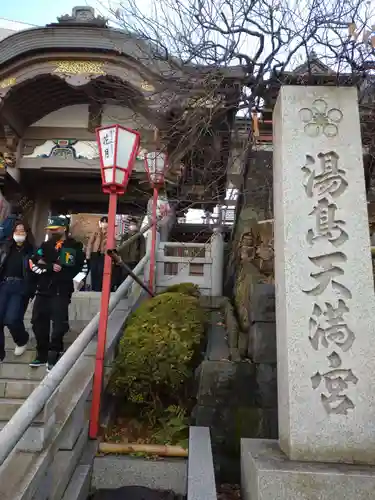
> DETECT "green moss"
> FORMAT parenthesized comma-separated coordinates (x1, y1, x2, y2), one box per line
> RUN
(109, 292, 206, 409)
(159, 282, 201, 298)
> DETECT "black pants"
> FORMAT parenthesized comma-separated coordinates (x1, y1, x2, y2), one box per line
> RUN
(90, 253, 105, 291)
(31, 294, 71, 363)
(91, 253, 123, 292)
(0, 279, 29, 360)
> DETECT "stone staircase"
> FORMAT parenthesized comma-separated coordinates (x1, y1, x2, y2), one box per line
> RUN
(0, 292, 102, 449)
(0, 294, 131, 500)
(0, 330, 77, 444)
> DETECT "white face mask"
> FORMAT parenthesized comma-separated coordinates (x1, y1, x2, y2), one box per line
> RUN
(100, 222, 108, 229)
(13, 235, 26, 243)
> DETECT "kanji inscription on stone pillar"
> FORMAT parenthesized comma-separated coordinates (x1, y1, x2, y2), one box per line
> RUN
(273, 86, 375, 464)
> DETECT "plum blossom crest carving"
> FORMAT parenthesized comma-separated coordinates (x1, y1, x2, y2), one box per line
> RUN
(299, 99, 343, 138)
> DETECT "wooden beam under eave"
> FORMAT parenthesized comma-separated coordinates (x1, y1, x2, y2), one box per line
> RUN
(24, 127, 96, 141)
(27, 178, 149, 198)
(51, 202, 148, 216)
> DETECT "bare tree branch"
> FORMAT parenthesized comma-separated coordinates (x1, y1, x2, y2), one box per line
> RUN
(92, 0, 375, 212)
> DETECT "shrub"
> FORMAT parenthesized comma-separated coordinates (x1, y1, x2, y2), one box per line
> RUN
(109, 291, 205, 411)
(159, 282, 201, 298)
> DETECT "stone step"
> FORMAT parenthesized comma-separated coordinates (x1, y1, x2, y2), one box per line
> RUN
(0, 398, 29, 421)
(0, 391, 57, 422)
(0, 378, 39, 399)
(0, 359, 95, 499)
(0, 361, 46, 381)
(5, 335, 76, 352)
(5, 330, 80, 343)
(3, 348, 36, 363)
(63, 331, 82, 343)
(4, 336, 36, 350)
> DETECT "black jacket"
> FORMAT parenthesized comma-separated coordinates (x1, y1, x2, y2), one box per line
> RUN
(0, 239, 35, 295)
(29, 237, 85, 296)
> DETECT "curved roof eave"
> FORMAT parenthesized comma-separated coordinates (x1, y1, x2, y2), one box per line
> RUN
(0, 25, 155, 68)
(0, 24, 247, 82)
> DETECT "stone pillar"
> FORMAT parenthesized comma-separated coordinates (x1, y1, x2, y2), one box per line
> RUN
(31, 196, 50, 245)
(211, 227, 224, 296)
(241, 86, 375, 499)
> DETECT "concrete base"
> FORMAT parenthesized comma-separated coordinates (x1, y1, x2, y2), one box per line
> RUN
(241, 439, 375, 500)
(92, 456, 187, 496)
(188, 427, 216, 500)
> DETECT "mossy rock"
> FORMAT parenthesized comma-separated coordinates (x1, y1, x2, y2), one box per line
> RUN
(110, 292, 206, 407)
(159, 282, 201, 298)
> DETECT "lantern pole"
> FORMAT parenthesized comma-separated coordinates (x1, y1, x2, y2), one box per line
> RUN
(148, 128, 163, 292)
(89, 190, 117, 439)
(89, 124, 140, 440)
(149, 186, 159, 291)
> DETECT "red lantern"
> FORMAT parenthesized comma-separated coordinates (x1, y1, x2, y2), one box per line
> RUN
(96, 124, 140, 194)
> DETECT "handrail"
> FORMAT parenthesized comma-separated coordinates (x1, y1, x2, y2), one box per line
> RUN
(160, 242, 208, 248)
(0, 253, 150, 466)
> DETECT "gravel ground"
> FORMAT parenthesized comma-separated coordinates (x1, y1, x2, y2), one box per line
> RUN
(89, 486, 184, 499)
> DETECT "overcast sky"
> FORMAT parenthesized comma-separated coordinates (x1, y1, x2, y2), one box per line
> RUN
(0, 0, 105, 26)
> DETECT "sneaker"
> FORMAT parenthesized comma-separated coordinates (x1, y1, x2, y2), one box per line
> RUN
(29, 358, 46, 368)
(14, 343, 28, 357)
(47, 351, 61, 373)
(46, 363, 54, 373)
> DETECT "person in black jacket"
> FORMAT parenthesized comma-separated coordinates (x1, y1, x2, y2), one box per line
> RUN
(29, 217, 85, 371)
(0, 220, 34, 362)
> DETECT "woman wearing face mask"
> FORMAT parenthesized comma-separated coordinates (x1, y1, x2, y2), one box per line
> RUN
(0, 221, 34, 362)
(86, 216, 108, 292)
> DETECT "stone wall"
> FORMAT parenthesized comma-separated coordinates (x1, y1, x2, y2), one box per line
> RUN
(228, 220, 274, 334)
(225, 149, 274, 333)
(204, 149, 277, 481)
(241, 150, 273, 221)
(194, 289, 277, 482)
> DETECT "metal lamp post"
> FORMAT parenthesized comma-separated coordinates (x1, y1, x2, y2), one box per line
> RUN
(89, 124, 140, 439)
(144, 150, 168, 292)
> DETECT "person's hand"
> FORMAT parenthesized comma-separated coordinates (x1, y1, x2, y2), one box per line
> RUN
(53, 263, 62, 272)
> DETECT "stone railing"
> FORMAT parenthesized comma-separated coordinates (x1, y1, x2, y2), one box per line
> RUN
(156, 230, 224, 296)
